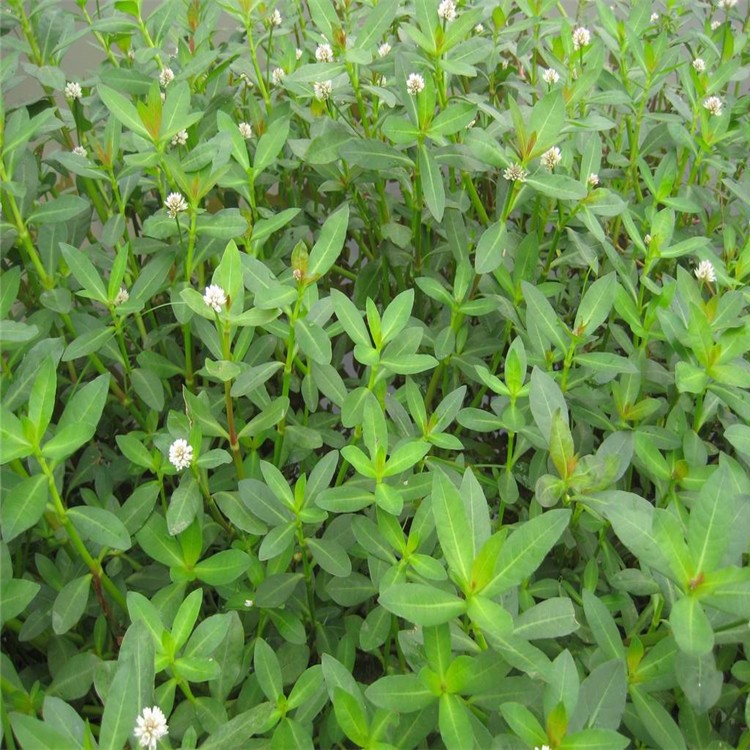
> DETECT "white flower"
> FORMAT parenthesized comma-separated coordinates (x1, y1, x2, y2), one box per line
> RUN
(171, 130, 188, 147)
(164, 192, 188, 218)
(406, 73, 425, 95)
(466, 118, 476, 129)
(114, 287, 129, 306)
(315, 43, 333, 63)
(541, 146, 562, 171)
(378, 42, 391, 58)
(474, 23, 484, 34)
(292, 268, 303, 281)
(159, 67, 175, 87)
(542, 68, 560, 84)
(296, 47, 303, 60)
(244, 599, 254, 607)
(65, 81, 82, 100)
(127, 49, 135, 62)
(203, 284, 227, 312)
(313, 80, 333, 101)
(269, 9, 282, 26)
(160, 92, 166, 102)
(650, 12, 659, 22)
(695, 259, 716, 283)
(438, 0, 457, 22)
(503, 163, 528, 182)
(692, 57, 706, 73)
(703, 95, 723, 116)
(644, 233, 652, 245)
(238, 72, 253, 87)
(572, 26, 591, 50)
(238, 121, 253, 139)
(133, 706, 169, 750)
(272, 67, 285, 85)
(72, 146, 87, 157)
(711, 20, 721, 30)
(718, 0, 737, 8)
(169, 439, 193, 471)
(534, 746, 551, 750)
(587, 172, 600, 187)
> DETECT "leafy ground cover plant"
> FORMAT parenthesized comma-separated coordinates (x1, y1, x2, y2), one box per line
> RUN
(1, 0, 750, 747)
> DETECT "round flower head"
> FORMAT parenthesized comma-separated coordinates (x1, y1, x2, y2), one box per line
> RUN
(315, 43, 333, 63)
(695, 259, 716, 283)
(644, 233, 652, 246)
(272, 67, 285, 85)
(244, 599, 255, 607)
(541, 146, 562, 171)
(164, 192, 188, 218)
(65, 81, 82, 100)
(718, 0, 737, 8)
(542, 68, 560, 85)
(474, 23, 484, 34)
(238, 121, 253, 139)
(503, 163, 528, 182)
(169, 439, 193, 471)
(296, 47, 303, 60)
(406, 73, 425, 95)
(313, 80, 333, 101)
(438, 0, 457, 22)
(535, 746, 552, 750)
(269, 9, 282, 26)
(692, 58, 706, 73)
(703, 96, 723, 116)
(73, 145, 87, 157)
(171, 130, 188, 147)
(572, 26, 591, 50)
(292, 268, 303, 281)
(378, 42, 391, 58)
(134, 706, 169, 750)
(711, 20, 721, 30)
(203, 284, 227, 313)
(650, 12, 659, 22)
(114, 287, 129, 306)
(159, 67, 175, 87)
(587, 172, 600, 187)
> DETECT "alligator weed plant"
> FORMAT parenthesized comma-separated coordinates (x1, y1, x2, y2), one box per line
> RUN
(1, 0, 749, 747)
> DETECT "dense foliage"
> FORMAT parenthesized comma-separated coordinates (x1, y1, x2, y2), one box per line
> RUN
(1, 0, 750, 748)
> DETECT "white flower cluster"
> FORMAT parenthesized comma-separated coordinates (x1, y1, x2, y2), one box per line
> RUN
(542, 68, 560, 85)
(73, 146, 87, 157)
(692, 58, 706, 73)
(159, 67, 175, 87)
(541, 146, 562, 171)
(134, 706, 169, 750)
(269, 9, 282, 26)
(503, 163, 528, 182)
(572, 26, 591, 50)
(315, 43, 333, 63)
(703, 95, 723, 116)
(438, 0, 457, 22)
(272, 67, 285, 85)
(171, 130, 188, 147)
(650, 12, 659, 22)
(296, 48, 303, 60)
(203, 284, 227, 313)
(239, 121, 253, 139)
(378, 42, 391, 58)
(114, 287, 129, 306)
(314, 80, 333, 101)
(587, 173, 600, 187)
(406, 73, 425, 95)
(694, 259, 716, 283)
(164, 192, 188, 218)
(169, 439, 193, 470)
(65, 81, 82, 100)
(718, 0, 737, 8)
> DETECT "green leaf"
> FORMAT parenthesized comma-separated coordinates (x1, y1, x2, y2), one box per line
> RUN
(669, 596, 714, 657)
(529, 90, 565, 156)
(199, 705, 275, 750)
(549, 409, 575, 478)
(67, 506, 131, 550)
(429, 102, 477, 138)
(52, 574, 91, 634)
(167, 474, 202, 536)
(573, 272, 617, 335)
(172, 588, 203, 651)
(474, 220, 507, 275)
(118, 619, 155, 711)
(514, 598, 579, 640)
(255, 637, 283, 701)
(365, 675, 436, 712)
(418, 144, 445, 221)
(62, 326, 115, 361)
(333, 687, 370, 746)
(356, 0, 398, 51)
(483, 510, 570, 596)
(439, 693, 474, 750)
(307, 203, 349, 279)
(629, 685, 687, 750)
(570, 659, 627, 731)
(0, 474, 48, 543)
(29, 355, 57, 441)
(529, 367, 568, 444)
(295, 318, 332, 364)
(194, 550, 250, 585)
(524, 284, 568, 353)
(331, 289, 371, 347)
(500, 702, 547, 746)
(131, 368, 165, 412)
(431, 469, 473, 588)
(379, 583, 466, 626)
(27, 195, 89, 226)
(307, 538, 352, 577)
(135, 515, 184, 567)
(99, 655, 138, 750)
(254, 114, 290, 173)
(98, 84, 151, 139)
(380, 288, 414, 345)
(582, 590, 623, 661)
(60, 242, 108, 304)
(559, 728, 629, 750)
(9, 714, 75, 750)
(0, 578, 41, 623)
